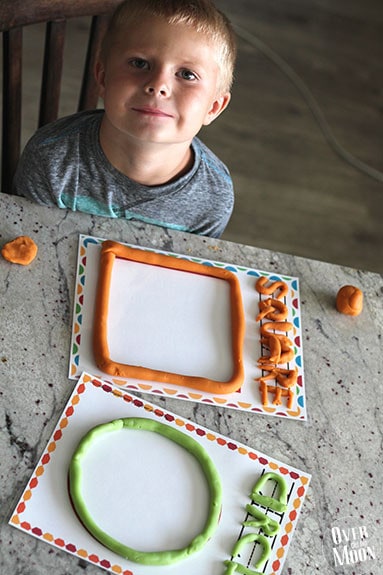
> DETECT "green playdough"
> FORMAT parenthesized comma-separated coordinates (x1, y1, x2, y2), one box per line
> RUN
(68, 417, 222, 565)
(250, 472, 288, 513)
(243, 504, 280, 536)
(232, 533, 271, 569)
(224, 533, 271, 574)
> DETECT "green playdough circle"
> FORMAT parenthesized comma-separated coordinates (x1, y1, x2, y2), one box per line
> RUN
(68, 417, 222, 565)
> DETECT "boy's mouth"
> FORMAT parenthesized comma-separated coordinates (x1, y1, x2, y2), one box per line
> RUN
(131, 106, 173, 118)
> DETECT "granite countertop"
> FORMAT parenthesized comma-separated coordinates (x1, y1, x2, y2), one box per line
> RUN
(1, 194, 382, 575)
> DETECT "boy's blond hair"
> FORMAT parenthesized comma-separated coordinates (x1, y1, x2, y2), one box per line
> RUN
(101, 0, 237, 94)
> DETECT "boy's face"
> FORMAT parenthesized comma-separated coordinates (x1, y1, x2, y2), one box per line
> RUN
(96, 16, 230, 148)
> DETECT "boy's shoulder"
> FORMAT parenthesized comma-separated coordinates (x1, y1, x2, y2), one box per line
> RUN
(28, 109, 103, 148)
(193, 137, 231, 179)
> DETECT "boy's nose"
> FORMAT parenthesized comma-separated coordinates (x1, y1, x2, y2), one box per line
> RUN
(144, 71, 170, 97)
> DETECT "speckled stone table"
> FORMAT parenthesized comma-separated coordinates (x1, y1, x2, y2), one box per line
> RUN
(1, 193, 382, 575)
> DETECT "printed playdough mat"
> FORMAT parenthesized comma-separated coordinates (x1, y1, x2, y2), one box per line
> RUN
(69, 235, 306, 420)
(10, 373, 311, 575)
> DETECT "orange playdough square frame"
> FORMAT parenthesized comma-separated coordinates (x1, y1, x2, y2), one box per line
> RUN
(92, 240, 245, 394)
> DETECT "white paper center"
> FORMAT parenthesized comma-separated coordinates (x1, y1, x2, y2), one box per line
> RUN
(107, 259, 234, 381)
(79, 427, 211, 551)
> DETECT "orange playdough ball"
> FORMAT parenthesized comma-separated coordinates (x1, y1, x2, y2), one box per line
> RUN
(336, 285, 363, 316)
(1, 236, 38, 265)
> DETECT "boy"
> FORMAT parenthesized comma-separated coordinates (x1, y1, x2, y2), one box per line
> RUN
(14, 0, 237, 237)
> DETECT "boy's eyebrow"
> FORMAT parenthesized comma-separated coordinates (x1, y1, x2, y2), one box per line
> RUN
(177, 59, 208, 69)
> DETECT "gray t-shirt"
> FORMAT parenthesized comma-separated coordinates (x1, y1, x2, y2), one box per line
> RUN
(14, 110, 234, 237)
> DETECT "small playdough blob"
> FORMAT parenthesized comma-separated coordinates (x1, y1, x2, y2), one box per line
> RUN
(336, 285, 363, 316)
(1, 235, 38, 265)
(68, 418, 222, 565)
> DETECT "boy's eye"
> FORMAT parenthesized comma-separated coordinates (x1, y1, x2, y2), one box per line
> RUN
(178, 69, 198, 81)
(129, 58, 149, 70)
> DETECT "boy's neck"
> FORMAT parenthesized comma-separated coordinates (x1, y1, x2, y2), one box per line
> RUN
(99, 118, 194, 187)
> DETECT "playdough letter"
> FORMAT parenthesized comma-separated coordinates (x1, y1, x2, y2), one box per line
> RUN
(250, 472, 288, 513)
(243, 504, 281, 536)
(223, 560, 264, 575)
(224, 533, 271, 574)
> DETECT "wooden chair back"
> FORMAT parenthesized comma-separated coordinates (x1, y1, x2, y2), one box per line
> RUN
(1, 0, 122, 194)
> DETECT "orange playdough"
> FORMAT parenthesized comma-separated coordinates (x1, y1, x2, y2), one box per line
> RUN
(336, 285, 363, 316)
(93, 240, 246, 394)
(1, 236, 38, 265)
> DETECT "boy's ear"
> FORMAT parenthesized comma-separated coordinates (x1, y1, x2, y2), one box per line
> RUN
(203, 92, 231, 126)
(94, 59, 106, 98)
